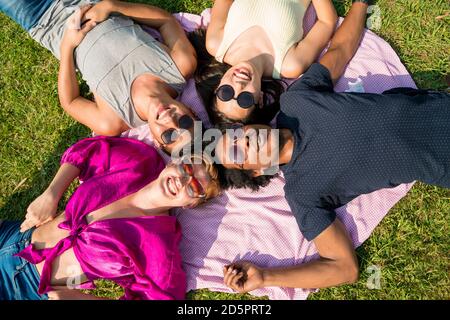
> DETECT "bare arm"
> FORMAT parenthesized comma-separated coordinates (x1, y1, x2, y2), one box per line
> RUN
(43, 164, 81, 203)
(291, 0, 338, 77)
(205, 0, 234, 56)
(58, 6, 125, 135)
(20, 163, 81, 232)
(224, 219, 359, 292)
(319, 1, 368, 84)
(262, 220, 359, 288)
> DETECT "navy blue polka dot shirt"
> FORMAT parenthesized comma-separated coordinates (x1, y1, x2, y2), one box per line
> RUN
(278, 63, 450, 241)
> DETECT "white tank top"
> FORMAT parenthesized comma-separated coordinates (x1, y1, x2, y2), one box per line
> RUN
(215, 0, 311, 79)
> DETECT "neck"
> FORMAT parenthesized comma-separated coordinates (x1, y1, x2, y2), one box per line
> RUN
(128, 179, 173, 215)
(247, 55, 268, 79)
(226, 42, 274, 77)
(132, 76, 174, 121)
(143, 86, 172, 120)
(278, 129, 294, 165)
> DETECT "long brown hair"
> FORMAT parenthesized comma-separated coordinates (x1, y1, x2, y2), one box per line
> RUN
(188, 29, 286, 125)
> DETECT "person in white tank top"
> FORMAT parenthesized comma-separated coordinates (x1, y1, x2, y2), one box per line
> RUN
(200, 0, 337, 124)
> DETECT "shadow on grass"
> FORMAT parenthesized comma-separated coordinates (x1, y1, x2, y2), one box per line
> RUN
(410, 70, 449, 90)
(0, 124, 90, 221)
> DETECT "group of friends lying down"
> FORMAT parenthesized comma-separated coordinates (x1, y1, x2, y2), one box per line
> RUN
(0, 0, 449, 300)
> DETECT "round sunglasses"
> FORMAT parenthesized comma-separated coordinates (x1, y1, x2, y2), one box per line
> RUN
(161, 114, 194, 145)
(176, 163, 206, 199)
(215, 84, 257, 109)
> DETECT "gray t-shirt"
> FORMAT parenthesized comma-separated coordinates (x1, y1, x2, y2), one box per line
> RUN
(29, 0, 186, 128)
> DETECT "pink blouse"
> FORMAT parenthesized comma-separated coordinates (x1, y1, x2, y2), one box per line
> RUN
(16, 136, 186, 300)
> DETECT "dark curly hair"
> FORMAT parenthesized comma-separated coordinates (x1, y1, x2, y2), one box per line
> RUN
(188, 28, 286, 126)
(207, 125, 278, 191)
(215, 164, 277, 191)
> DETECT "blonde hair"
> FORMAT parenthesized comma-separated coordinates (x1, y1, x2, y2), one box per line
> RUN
(189, 153, 221, 203)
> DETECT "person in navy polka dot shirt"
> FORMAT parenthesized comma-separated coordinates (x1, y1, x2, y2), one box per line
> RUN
(214, 1, 450, 293)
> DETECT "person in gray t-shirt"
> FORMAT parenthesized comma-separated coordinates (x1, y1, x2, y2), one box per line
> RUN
(1, 0, 198, 154)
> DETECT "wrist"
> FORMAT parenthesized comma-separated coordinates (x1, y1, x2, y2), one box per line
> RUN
(261, 268, 275, 287)
(104, 0, 116, 14)
(60, 41, 76, 55)
(45, 186, 61, 202)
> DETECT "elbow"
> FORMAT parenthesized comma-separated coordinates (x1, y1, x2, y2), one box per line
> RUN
(58, 87, 72, 110)
(162, 15, 179, 30)
(59, 99, 69, 110)
(317, 6, 338, 30)
(342, 259, 359, 284)
(330, 11, 339, 27)
(205, 27, 221, 57)
(93, 120, 125, 137)
(322, 13, 338, 37)
(172, 49, 198, 79)
(180, 53, 198, 79)
(346, 266, 359, 284)
(329, 4, 339, 26)
(59, 98, 74, 113)
(205, 36, 218, 57)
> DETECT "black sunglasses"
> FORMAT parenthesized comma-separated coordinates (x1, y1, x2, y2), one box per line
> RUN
(215, 84, 256, 109)
(161, 114, 194, 145)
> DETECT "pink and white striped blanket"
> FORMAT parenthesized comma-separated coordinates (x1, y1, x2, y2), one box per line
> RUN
(122, 7, 417, 299)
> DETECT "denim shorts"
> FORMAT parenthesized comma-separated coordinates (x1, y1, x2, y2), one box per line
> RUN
(0, 220, 48, 300)
(0, 0, 54, 30)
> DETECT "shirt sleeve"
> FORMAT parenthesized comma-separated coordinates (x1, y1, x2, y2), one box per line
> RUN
(287, 63, 334, 93)
(284, 189, 337, 241)
(60, 136, 164, 182)
(60, 136, 112, 181)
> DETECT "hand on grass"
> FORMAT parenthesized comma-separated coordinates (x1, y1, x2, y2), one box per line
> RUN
(20, 189, 58, 232)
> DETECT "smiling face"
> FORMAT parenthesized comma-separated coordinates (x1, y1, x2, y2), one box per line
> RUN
(147, 96, 197, 154)
(215, 124, 280, 173)
(156, 160, 213, 208)
(215, 62, 262, 122)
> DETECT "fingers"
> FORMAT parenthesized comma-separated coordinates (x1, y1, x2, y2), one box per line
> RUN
(20, 218, 37, 233)
(20, 208, 45, 232)
(223, 265, 245, 292)
(35, 216, 54, 228)
(81, 10, 92, 23)
(79, 4, 94, 25)
(78, 4, 93, 17)
(80, 20, 97, 35)
(68, 5, 93, 29)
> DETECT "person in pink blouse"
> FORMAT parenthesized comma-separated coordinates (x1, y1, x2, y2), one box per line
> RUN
(0, 136, 221, 300)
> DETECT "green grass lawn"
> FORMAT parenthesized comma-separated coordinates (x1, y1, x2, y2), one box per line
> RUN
(0, 0, 449, 300)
